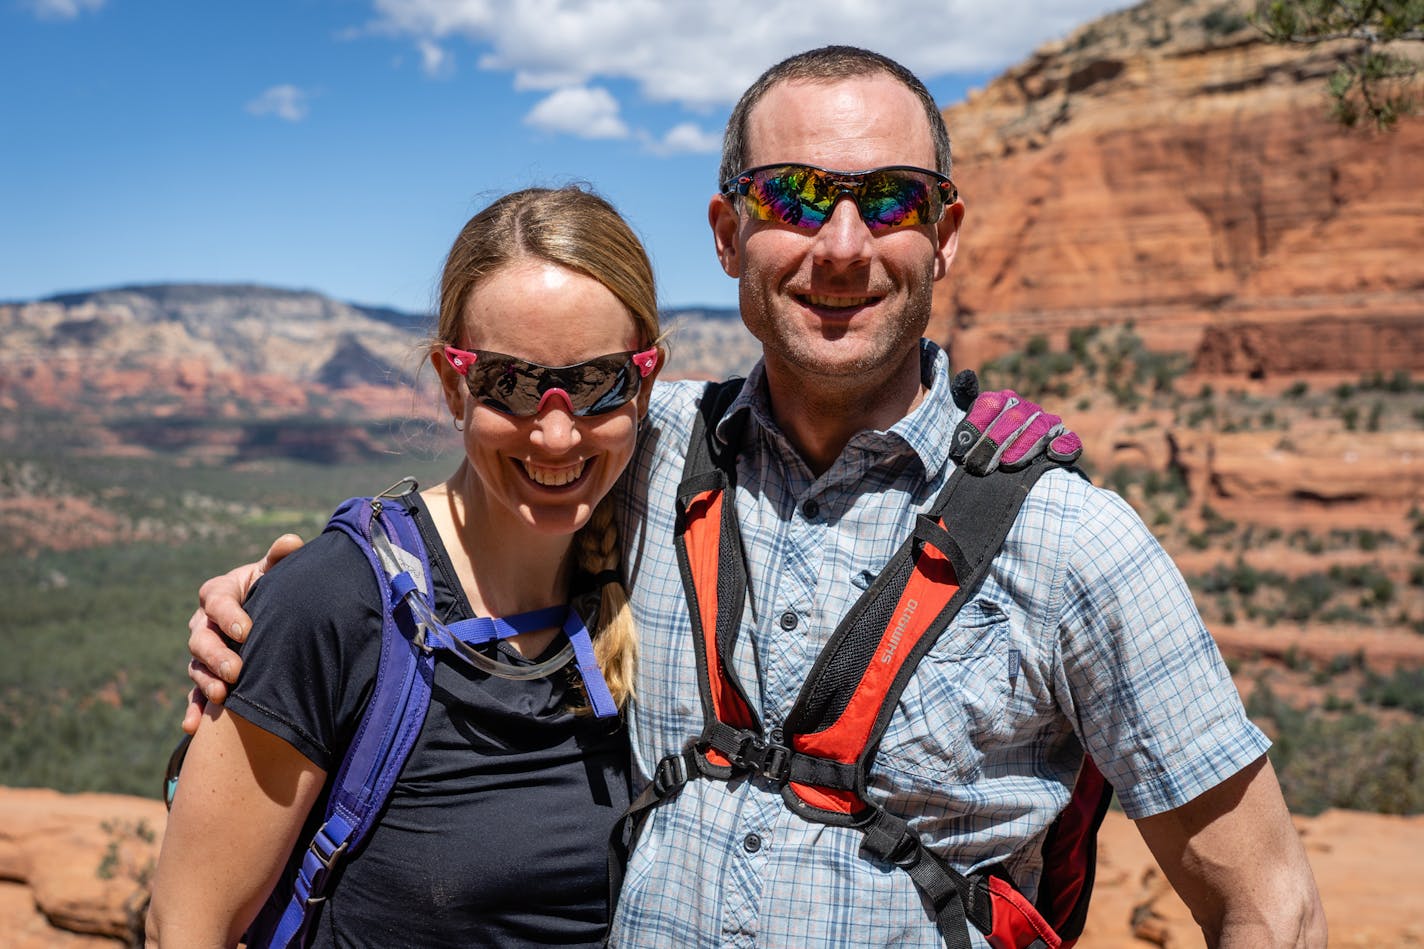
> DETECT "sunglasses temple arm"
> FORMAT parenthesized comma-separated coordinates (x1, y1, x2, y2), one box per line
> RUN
(632, 348, 659, 378)
(444, 345, 480, 372)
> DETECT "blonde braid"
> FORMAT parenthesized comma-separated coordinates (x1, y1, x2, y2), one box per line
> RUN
(575, 495, 636, 711)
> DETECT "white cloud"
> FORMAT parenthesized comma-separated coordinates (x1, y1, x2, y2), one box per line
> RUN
(245, 85, 312, 123)
(647, 122, 722, 156)
(524, 86, 628, 139)
(417, 39, 454, 78)
(370, 0, 1129, 108)
(25, 0, 104, 19)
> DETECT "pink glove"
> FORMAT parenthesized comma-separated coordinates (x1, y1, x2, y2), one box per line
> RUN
(949, 370, 1084, 476)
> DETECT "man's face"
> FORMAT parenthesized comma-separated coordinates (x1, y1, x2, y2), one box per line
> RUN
(710, 75, 963, 391)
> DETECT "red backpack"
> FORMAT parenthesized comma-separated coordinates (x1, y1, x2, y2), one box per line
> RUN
(621, 380, 1112, 949)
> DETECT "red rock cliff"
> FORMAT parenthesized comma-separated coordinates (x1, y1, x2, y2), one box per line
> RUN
(932, 0, 1424, 375)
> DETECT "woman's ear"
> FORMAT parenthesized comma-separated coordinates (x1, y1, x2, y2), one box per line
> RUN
(431, 348, 466, 421)
(635, 347, 666, 419)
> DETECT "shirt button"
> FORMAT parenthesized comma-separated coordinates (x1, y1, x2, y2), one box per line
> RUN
(779, 611, 798, 631)
(743, 833, 762, 854)
(803, 499, 819, 518)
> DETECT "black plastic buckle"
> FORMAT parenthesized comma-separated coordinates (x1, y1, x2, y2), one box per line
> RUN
(887, 831, 923, 870)
(652, 752, 690, 798)
(732, 733, 792, 784)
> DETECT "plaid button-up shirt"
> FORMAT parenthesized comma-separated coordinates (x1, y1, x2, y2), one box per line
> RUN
(611, 341, 1268, 948)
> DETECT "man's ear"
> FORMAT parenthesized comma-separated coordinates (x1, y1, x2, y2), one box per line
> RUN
(933, 198, 965, 282)
(430, 348, 466, 421)
(709, 194, 742, 278)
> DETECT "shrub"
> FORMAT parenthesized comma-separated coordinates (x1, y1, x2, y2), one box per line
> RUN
(1284, 573, 1335, 623)
(1250, 681, 1424, 815)
(1361, 668, 1424, 716)
(1201, 7, 1247, 34)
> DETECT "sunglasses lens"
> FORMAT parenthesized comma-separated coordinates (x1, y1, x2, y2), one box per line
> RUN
(462, 352, 640, 417)
(566, 354, 635, 413)
(739, 165, 946, 232)
(858, 169, 938, 229)
(745, 166, 831, 229)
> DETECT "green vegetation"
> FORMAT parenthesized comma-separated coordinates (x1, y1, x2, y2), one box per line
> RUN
(973, 331, 1424, 817)
(1361, 666, 1424, 714)
(979, 325, 1189, 411)
(1186, 554, 1419, 629)
(1254, 0, 1424, 129)
(96, 817, 157, 947)
(0, 424, 450, 798)
(1250, 679, 1424, 814)
(1203, 6, 1251, 35)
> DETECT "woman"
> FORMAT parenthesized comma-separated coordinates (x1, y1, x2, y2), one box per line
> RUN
(147, 186, 662, 948)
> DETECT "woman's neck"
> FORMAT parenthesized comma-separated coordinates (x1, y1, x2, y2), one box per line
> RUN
(421, 463, 576, 620)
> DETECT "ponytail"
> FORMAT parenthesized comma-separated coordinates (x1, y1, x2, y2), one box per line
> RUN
(574, 495, 636, 712)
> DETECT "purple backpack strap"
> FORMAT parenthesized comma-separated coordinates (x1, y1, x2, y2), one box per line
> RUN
(250, 485, 436, 948)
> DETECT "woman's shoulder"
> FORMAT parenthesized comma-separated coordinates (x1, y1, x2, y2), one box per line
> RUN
(232, 519, 388, 768)
(247, 524, 382, 620)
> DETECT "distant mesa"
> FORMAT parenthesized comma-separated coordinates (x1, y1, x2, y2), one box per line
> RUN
(0, 282, 759, 463)
(316, 336, 417, 390)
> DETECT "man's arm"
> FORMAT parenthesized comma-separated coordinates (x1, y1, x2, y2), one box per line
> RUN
(1134, 754, 1327, 947)
(181, 385, 1082, 728)
(182, 533, 304, 734)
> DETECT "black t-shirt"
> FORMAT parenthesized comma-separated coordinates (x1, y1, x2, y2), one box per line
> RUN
(226, 494, 630, 948)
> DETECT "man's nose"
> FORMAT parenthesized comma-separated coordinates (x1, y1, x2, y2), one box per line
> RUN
(811, 195, 872, 269)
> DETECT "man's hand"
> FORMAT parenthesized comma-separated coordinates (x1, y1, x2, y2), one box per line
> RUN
(949, 370, 1084, 476)
(181, 533, 305, 735)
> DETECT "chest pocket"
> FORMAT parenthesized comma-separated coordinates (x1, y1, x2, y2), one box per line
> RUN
(873, 598, 1012, 787)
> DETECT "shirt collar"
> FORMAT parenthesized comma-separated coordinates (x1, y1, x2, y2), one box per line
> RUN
(712, 339, 960, 481)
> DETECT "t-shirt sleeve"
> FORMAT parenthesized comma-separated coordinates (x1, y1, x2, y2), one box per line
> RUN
(1054, 485, 1270, 820)
(224, 529, 383, 771)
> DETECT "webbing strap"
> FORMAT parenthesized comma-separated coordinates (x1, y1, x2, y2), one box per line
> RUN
(858, 808, 991, 949)
(261, 492, 437, 948)
(605, 746, 702, 928)
(647, 381, 1082, 949)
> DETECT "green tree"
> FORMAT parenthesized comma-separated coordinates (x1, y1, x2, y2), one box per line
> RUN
(1254, 0, 1424, 128)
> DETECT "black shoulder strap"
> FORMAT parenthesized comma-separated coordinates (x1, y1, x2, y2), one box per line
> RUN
(784, 458, 1051, 748)
(619, 381, 1092, 949)
(684, 377, 746, 481)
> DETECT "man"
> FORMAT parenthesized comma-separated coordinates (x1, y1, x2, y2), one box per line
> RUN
(188, 46, 1325, 948)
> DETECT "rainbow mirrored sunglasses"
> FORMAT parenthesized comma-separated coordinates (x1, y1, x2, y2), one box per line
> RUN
(722, 163, 959, 232)
(443, 345, 659, 418)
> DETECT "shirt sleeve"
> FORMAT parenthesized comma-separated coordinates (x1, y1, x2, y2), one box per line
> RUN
(224, 529, 383, 771)
(1053, 485, 1270, 819)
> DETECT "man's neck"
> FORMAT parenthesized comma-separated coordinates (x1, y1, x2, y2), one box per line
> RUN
(761, 347, 927, 477)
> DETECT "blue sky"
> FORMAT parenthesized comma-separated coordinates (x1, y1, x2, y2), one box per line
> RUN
(1, 0, 1126, 313)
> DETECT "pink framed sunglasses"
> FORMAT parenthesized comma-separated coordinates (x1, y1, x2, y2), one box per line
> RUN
(444, 345, 659, 417)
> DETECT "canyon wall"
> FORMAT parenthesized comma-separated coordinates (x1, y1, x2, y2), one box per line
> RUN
(932, 0, 1424, 377)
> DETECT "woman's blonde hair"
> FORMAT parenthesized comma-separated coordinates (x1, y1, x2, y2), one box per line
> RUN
(435, 185, 659, 711)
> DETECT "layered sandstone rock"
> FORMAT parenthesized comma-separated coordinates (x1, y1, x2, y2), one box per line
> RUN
(4, 787, 1422, 946)
(1082, 808, 1424, 947)
(0, 788, 166, 946)
(932, 0, 1424, 375)
(0, 286, 426, 423)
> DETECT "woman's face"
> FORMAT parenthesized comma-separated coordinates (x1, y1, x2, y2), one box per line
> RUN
(437, 260, 652, 538)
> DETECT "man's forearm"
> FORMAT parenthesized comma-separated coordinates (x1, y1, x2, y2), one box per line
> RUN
(1136, 756, 1327, 948)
